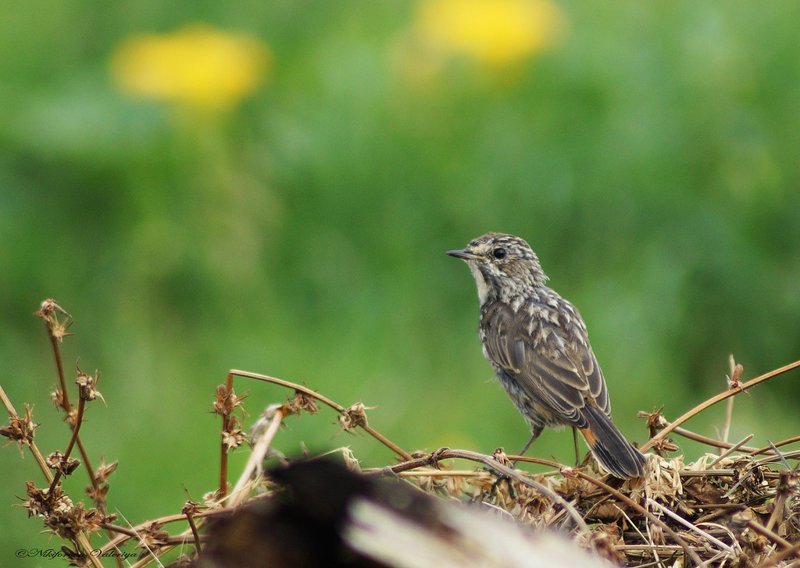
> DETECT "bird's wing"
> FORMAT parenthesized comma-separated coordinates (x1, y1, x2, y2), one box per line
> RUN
(481, 301, 610, 426)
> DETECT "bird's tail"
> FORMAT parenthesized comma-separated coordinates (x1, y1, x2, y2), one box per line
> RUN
(579, 405, 647, 479)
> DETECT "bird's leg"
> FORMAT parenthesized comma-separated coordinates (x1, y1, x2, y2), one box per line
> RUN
(512, 425, 543, 467)
(572, 426, 580, 466)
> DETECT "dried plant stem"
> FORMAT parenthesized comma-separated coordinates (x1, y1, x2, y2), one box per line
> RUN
(721, 397, 735, 450)
(218, 372, 234, 497)
(375, 448, 589, 532)
(646, 498, 734, 555)
(641, 359, 800, 453)
(47, 332, 71, 409)
(514, 454, 704, 565)
(378, 448, 705, 565)
(639, 412, 761, 453)
(720, 355, 741, 453)
(391, 450, 587, 526)
(45, 326, 102, 495)
(98, 500, 269, 555)
(2, 385, 104, 567)
(707, 434, 754, 468)
(229, 369, 413, 460)
(574, 475, 703, 565)
(0, 385, 53, 482)
(228, 406, 285, 507)
(40, 309, 121, 567)
(185, 511, 202, 555)
(759, 540, 800, 567)
(746, 519, 792, 550)
(49, 396, 86, 494)
(747, 435, 800, 457)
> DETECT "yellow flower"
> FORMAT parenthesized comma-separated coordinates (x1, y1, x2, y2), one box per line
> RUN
(414, 0, 564, 68)
(111, 24, 271, 112)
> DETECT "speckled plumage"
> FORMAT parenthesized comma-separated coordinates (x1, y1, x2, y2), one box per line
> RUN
(448, 232, 646, 478)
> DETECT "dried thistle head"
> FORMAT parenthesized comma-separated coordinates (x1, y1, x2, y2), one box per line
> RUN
(578, 525, 626, 566)
(50, 388, 66, 410)
(727, 354, 744, 390)
(182, 500, 203, 517)
(213, 385, 247, 416)
(93, 458, 119, 484)
(1, 405, 38, 454)
(86, 458, 118, 505)
(491, 447, 511, 467)
(34, 299, 73, 342)
(282, 391, 319, 416)
(339, 402, 373, 431)
(46, 451, 80, 477)
(75, 367, 104, 403)
(135, 522, 170, 552)
(222, 420, 245, 451)
(21, 481, 114, 541)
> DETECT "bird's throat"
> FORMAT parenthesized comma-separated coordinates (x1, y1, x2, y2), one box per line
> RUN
(468, 263, 491, 305)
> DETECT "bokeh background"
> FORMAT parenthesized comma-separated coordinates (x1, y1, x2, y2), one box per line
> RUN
(2, 0, 799, 558)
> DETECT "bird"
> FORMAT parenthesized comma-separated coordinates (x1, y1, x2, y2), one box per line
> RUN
(447, 232, 646, 478)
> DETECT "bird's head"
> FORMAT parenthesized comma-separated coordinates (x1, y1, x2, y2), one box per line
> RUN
(447, 232, 548, 305)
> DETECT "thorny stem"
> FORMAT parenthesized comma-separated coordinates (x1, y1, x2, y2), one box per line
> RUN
(228, 369, 413, 461)
(641, 359, 800, 453)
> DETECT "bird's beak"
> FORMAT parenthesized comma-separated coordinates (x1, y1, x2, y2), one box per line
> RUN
(446, 249, 479, 261)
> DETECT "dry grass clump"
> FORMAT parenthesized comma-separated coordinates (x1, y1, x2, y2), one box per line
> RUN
(2, 299, 799, 567)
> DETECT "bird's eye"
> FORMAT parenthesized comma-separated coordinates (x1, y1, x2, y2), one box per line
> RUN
(492, 247, 507, 260)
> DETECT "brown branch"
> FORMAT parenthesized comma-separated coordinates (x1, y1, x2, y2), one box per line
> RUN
(641, 360, 800, 453)
(228, 369, 413, 460)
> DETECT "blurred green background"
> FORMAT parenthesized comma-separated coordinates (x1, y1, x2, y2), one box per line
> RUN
(2, 0, 799, 560)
